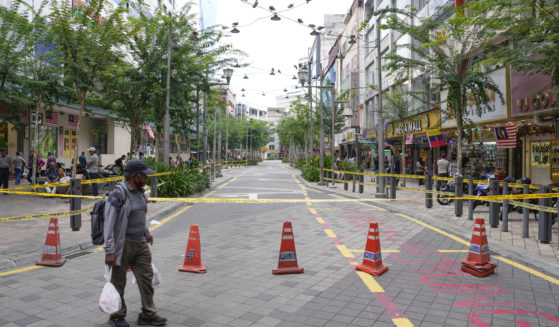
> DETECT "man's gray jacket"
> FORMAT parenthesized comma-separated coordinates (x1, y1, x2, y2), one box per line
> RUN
(103, 181, 150, 266)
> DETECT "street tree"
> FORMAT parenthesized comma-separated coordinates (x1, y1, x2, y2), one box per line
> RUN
(368, 2, 504, 174)
(382, 87, 412, 177)
(49, 0, 126, 175)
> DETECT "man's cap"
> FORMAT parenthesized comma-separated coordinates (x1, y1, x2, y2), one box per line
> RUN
(88, 147, 96, 152)
(124, 159, 155, 175)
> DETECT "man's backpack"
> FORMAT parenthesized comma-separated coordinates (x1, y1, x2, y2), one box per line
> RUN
(91, 183, 126, 245)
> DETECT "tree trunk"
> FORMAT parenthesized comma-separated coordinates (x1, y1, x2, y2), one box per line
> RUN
(203, 92, 208, 162)
(71, 90, 87, 177)
(212, 109, 217, 162)
(456, 105, 463, 175)
(175, 134, 181, 162)
(154, 131, 160, 161)
(32, 95, 41, 185)
(402, 133, 406, 186)
(196, 88, 200, 160)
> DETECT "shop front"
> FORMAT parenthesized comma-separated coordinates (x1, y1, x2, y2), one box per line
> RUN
(340, 128, 357, 160)
(440, 67, 510, 177)
(0, 105, 28, 156)
(510, 70, 558, 184)
(384, 109, 441, 174)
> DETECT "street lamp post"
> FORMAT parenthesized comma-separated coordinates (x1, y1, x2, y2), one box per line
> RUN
(298, 66, 311, 160)
(375, 18, 387, 198)
(223, 68, 233, 169)
(216, 68, 233, 177)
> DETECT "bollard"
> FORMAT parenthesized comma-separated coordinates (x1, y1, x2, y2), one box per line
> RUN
(538, 186, 552, 244)
(455, 174, 463, 217)
(359, 169, 364, 193)
(425, 174, 433, 209)
(385, 176, 390, 198)
(501, 180, 509, 232)
(489, 180, 500, 228)
(390, 176, 397, 199)
(344, 173, 348, 191)
(522, 184, 529, 238)
(210, 163, 215, 181)
(352, 173, 356, 193)
(70, 178, 81, 231)
(150, 176, 157, 198)
(468, 177, 474, 220)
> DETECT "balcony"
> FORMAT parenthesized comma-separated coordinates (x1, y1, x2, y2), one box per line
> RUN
(417, 0, 454, 21)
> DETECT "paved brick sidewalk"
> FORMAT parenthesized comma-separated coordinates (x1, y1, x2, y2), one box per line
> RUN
(295, 166, 559, 265)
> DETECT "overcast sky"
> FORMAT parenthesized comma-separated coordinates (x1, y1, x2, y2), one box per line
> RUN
(204, 0, 351, 108)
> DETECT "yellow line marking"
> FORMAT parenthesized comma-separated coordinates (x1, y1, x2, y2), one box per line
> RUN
(0, 265, 42, 277)
(350, 249, 400, 253)
(438, 250, 468, 253)
(392, 318, 415, 327)
(395, 213, 470, 247)
(309, 208, 317, 215)
(356, 271, 385, 293)
(329, 194, 386, 211)
(149, 205, 192, 232)
(494, 256, 559, 285)
(337, 244, 355, 258)
(324, 229, 336, 238)
(316, 217, 325, 224)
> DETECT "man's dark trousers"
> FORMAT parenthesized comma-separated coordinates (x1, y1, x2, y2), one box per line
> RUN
(0, 167, 9, 189)
(89, 172, 99, 196)
(110, 241, 157, 321)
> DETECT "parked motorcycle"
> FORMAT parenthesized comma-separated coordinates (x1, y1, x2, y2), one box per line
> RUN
(436, 180, 470, 205)
(471, 174, 494, 212)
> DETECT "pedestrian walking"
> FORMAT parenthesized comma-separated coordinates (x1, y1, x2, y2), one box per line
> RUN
(104, 159, 166, 327)
(26, 150, 45, 184)
(44, 162, 60, 194)
(0, 148, 14, 194)
(13, 152, 25, 185)
(87, 147, 100, 196)
(416, 157, 425, 186)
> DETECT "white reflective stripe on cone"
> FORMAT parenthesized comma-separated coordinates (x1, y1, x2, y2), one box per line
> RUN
(284, 228, 292, 232)
(283, 235, 294, 240)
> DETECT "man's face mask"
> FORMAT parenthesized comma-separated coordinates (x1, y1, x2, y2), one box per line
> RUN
(135, 173, 147, 191)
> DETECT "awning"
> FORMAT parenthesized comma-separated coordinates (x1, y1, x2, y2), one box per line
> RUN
(358, 139, 376, 144)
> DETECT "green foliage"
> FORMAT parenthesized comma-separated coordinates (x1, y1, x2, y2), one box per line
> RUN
(281, 156, 290, 163)
(247, 158, 259, 166)
(157, 168, 210, 198)
(298, 155, 334, 182)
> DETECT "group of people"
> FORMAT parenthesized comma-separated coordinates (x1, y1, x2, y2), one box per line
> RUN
(0, 147, 102, 196)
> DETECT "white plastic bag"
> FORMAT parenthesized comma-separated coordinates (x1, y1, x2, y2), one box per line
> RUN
(99, 265, 121, 314)
(131, 263, 160, 286)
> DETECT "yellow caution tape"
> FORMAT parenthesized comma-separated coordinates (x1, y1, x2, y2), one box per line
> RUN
(508, 200, 558, 214)
(0, 207, 93, 222)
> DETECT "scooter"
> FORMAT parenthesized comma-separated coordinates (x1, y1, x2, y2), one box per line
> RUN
(471, 174, 494, 212)
(436, 180, 470, 205)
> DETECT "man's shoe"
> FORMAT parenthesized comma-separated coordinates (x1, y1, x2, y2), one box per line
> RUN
(108, 318, 129, 327)
(137, 314, 167, 326)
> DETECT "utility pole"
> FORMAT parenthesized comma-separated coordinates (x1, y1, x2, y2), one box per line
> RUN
(318, 86, 325, 185)
(308, 61, 313, 159)
(331, 84, 336, 187)
(225, 104, 229, 167)
(213, 105, 217, 162)
(163, 21, 172, 167)
(375, 17, 387, 198)
(203, 90, 208, 163)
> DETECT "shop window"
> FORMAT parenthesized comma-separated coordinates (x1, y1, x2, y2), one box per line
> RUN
(31, 125, 57, 159)
(94, 133, 107, 155)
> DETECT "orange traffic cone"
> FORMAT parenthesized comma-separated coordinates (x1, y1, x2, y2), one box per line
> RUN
(36, 218, 66, 267)
(356, 222, 388, 276)
(273, 221, 304, 275)
(462, 218, 496, 277)
(179, 225, 206, 273)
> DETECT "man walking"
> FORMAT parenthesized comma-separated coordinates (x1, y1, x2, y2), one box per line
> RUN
(0, 149, 14, 194)
(79, 152, 87, 171)
(104, 160, 166, 327)
(87, 147, 99, 196)
(435, 152, 451, 190)
(13, 152, 25, 185)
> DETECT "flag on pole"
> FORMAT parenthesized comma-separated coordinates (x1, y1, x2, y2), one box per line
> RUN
(144, 123, 155, 139)
(495, 124, 517, 148)
(427, 129, 445, 148)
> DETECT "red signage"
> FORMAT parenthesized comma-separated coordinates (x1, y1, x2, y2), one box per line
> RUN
(511, 71, 557, 117)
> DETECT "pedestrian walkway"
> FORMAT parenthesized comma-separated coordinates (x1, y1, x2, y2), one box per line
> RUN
(296, 167, 559, 266)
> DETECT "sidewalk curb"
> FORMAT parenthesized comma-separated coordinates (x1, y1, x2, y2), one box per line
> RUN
(0, 171, 239, 272)
(291, 166, 559, 280)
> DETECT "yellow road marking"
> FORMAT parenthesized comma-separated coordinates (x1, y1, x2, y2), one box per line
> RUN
(149, 205, 192, 232)
(329, 193, 386, 211)
(0, 265, 42, 277)
(395, 213, 470, 247)
(309, 208, 317, 215)
(356, 271, 385, 293)
(393, 318, 415, 327)
(337, 244, 355, 258)
(316, 217, 325, 224)
(494, 256, 559, 285)
(324, 229, 336, 238)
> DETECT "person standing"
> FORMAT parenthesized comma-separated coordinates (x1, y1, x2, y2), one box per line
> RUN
(0, 149, 14, 194)
(79, 152, 87, 172)
(416, 157, 425, 186)
(104, 160, 166, 327)
(115, 155, 126, 174)
(87, 147, 99, 196)
(13, 152, 25, 185)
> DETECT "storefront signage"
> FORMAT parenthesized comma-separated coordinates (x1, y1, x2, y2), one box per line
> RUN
(441, 67, 508, 128)
(511, 71, 557, 117)
(386, 109, 441, 139)
(472, 128, 497, 143)
(531, 141, 550, 167)
(342, 128, 356, 144)
(362, 128, 377, 140)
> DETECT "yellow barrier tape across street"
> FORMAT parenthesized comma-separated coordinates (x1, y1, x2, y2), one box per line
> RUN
(0, 207, 93, 222)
